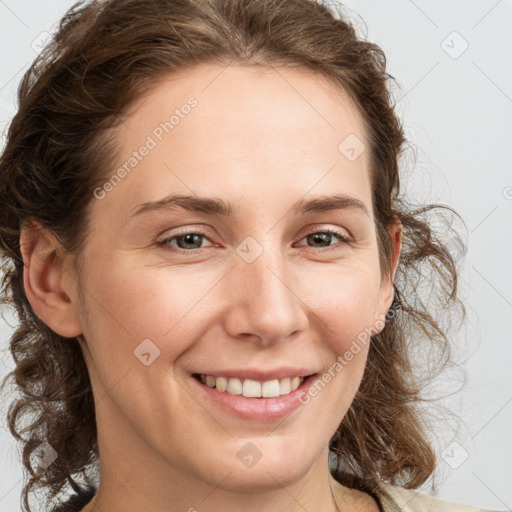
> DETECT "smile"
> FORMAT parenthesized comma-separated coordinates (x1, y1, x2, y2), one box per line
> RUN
(195, 374, 305, 398)
(190, 372, 319, 421)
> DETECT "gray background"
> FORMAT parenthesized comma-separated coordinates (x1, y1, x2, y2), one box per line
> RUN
(1, 1, 511, 511)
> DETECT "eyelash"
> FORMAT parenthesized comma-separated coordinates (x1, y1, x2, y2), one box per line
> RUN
(156, 227, 352, 254)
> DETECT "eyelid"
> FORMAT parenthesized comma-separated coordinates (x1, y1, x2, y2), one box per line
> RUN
(295, 226, 353, 252)
(156, 223, 353, 254)
(156, 226, 216, 249)
(157, 223, 352, 240)
(301, 224, 352, 240)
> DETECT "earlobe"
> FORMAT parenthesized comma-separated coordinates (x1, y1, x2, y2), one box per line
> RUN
(19, 220, 82, 338)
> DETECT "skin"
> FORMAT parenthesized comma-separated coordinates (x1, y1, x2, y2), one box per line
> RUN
(20, 63, 401, 512)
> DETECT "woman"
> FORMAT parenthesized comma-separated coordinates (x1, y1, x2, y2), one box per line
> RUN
(0, 0, 505, 511)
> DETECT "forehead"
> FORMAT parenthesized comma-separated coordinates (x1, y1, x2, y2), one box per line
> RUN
(121, 62, 367, 147)
(94, 63, 372, 218)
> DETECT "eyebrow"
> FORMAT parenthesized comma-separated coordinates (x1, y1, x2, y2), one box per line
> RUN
(130, 193, 370, 219)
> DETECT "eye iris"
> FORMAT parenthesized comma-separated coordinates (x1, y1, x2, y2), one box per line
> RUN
(169, 231, 340, 251)
(308, 232, 332, 247)
(177, 233, 203, 249)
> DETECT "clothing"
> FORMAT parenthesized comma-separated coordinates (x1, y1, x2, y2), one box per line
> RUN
(374, 481, 506, 512)
(53, 482, 507, 512)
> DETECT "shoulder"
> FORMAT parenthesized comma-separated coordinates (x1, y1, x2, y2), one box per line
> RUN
(374, 481, 507, 512)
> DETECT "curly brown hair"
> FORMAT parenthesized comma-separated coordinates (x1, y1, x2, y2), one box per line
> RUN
(0, 0, 465, 510)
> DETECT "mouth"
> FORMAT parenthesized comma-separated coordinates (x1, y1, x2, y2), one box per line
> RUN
(192, 373, 313, 398)
(190, 372, 319, 421)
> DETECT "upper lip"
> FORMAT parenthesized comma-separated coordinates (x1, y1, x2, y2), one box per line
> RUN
(193, 367, 317, 381)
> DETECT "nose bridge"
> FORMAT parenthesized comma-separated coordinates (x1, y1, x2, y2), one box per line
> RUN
(224, 239, 307, 343)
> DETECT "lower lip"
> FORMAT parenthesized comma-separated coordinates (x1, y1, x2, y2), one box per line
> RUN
(190, 374, 318, 421)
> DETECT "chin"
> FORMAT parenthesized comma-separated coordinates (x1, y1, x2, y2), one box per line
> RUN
(212, 464, 310, 493)
(200, 441, 317, 492)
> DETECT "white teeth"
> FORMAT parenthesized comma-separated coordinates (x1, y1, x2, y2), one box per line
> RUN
(216, 376, 227, 392)
(279, 377, 291, 395)
(226, 377, 242, 395)
(242, 379, 261, 398)
(261, 379, 280, 398)
(197, 374, 307, 397)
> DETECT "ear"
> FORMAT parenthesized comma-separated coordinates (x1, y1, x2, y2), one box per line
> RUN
(374, 217, 402, 327)
(19, 219, 83, 338)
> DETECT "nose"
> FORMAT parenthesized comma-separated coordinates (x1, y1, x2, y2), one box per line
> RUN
(222, 245, 309, 346)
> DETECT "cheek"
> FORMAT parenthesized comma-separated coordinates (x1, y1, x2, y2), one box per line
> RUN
(76, 256, 193, 399)
(82, 251, 210, 340)
(77, 257, 203, 434)
(305, 265, 382, 345)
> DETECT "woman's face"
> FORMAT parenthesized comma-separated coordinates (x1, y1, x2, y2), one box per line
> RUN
(71, 63, 397, 492)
